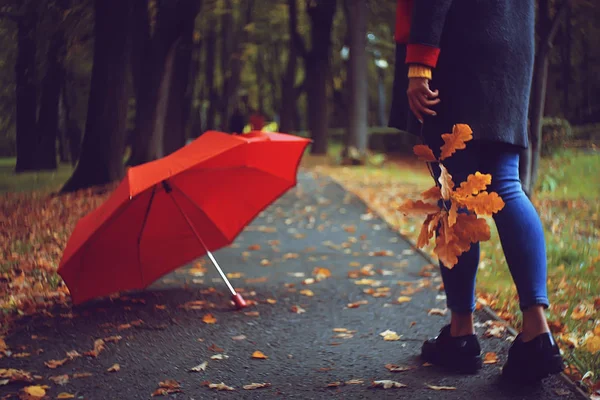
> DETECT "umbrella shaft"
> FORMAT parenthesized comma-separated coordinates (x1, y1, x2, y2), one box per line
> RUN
(205, 249, 237, 295)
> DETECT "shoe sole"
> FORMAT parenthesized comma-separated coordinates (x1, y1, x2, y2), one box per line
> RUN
(422, 351, 483, 375)
(501, 354, 564, 383)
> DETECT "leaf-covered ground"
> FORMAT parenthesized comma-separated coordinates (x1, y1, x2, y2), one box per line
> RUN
(0, 173, 583, 399)
(312, 149, 600, 393)
(0, 150, 598, 396)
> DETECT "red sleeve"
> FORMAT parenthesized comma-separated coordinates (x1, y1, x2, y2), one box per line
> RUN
(394, 0, 413, 43)
(406, 44, 441, 68)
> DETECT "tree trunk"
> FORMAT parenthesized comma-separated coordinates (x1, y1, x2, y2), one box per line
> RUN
(128, 0, 198, 166)
(305, 0, 337, 155)
(163, 1, 201, 154)
(61, 78, 81, 166)
(561, 4, 571, 116)
(35, 27, 66, 170)
(344, 0, 368, 161)
(14, 11, 38, 173)
(61, 0, 133, 192)
(58, 88, 69, 163)
(205, 20, 218, 131)
(279, 0, 299, 133)
(522, 0, 569, 195)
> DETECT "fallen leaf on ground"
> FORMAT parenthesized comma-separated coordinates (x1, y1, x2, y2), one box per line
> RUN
(57, 393, 76, 399)
(483, 352, 498, 364)
(427, 308, 447, 316)
(428, 384, 456, 390)
(266, 298, 277, 304)
(49, 374, 69, 385)
(379, 330, 402, 341)
(371, 380, 407, 389)
(21, 385, 46, 398)
(243, 311, 259, 317)
(252, 351, 268, 359)
(290, 305, 306, 314)
(347, 300, 369, 308)
(210, 354, 229, 360)
(107, 363, 120, 372)
(103, 335, 122, 343)
(208, 344, 224, 352)
(44, 358, 69, 369)
(189, 361, 208, 372)
(231, 335, 247, 341)
(345, 379, 364, 384)
(72, 372, 92, 379)
(586, 335, 600, 354)
(151, 379, 181, 396)
(385, 364, 414, 372)
(396, 296, 412, 304)
(327, 381, 342, 387)
(313, 267, 331, 280)
(0, 369, 34, 383)
(206, 382, 235, 391)
(243, 382, 271, 390)
(248, 244, 261, 251)
(202, 314, 217, 324)
(84, 339, 105, 357)
(300, 289, 314, 297)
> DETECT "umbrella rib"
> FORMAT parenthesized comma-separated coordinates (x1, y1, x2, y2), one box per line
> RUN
(136, 184, 157, 286)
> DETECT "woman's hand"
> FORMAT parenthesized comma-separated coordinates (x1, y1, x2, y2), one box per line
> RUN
(407, 77, 440, 123)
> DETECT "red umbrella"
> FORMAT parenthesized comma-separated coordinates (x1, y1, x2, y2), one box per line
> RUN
(58, 131, 310, 307)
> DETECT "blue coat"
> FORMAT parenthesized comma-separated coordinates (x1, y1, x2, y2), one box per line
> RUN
(389, 0, 535, 148)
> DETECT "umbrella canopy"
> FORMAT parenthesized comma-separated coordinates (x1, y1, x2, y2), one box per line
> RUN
(58, 131, 310, 305)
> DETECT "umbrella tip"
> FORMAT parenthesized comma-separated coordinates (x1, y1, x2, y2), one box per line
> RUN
(231, 293, 248, 309)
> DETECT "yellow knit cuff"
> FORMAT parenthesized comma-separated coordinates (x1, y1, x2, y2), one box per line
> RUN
(408, 65, 433, 80)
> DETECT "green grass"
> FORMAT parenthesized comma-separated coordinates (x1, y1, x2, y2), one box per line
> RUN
(0, 157, 74, 193)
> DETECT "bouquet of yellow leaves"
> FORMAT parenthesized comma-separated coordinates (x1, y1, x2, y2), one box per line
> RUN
(398, 124, 505, 268)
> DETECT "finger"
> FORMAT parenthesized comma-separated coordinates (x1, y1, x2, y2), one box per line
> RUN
(408, 97, 423, 123)
(415, 97, 437, 116)
(418, 94, 441, 106)
(428, 89, 440, 98)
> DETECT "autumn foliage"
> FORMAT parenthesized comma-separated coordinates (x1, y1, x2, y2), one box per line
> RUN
(398, 124, 505, 268)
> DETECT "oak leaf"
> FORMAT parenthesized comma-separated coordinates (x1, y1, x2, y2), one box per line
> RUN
(413, 145, 437, 162)
(455, 172, 491, 197)
(440, 124, 473, 160)
(422, 186, 442, 201)
(458, 191, 505, 216)
(437, 164, 454, 200)
(398, 200, 439, 215)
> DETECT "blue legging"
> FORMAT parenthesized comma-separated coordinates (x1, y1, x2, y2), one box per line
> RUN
(428, 139, 549, 314)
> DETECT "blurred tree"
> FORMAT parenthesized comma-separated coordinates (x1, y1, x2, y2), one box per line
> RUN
(343, 0, 368, 163)
(61, 0, 133, 192)
(297, 0, 337, 154)
(127, 0, 202, 165)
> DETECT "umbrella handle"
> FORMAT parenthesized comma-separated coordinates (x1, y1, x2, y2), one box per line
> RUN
(166, 181, 248, 309)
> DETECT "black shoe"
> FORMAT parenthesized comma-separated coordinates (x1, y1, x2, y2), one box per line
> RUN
(421, 324, 483, 374)
(502, 332, 564, 383)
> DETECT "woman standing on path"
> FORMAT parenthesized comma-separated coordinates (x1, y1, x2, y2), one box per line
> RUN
(389, 0, 564, 383)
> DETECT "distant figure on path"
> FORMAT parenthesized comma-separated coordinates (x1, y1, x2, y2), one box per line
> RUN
(249, 108, 266, 132)
(389, 0, 564, 383)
